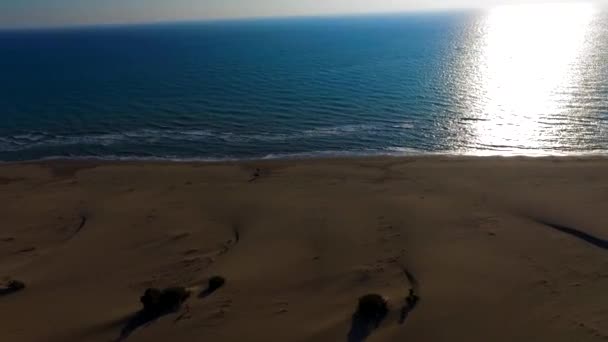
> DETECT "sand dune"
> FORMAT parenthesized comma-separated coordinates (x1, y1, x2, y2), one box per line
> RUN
(1, 157, 608, 341)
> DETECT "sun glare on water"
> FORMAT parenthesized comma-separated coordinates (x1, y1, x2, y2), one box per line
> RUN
(463, 2, 597, 155)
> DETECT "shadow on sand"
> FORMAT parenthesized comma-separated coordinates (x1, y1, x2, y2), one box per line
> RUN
(0, 288, 21, 297)
(399, 289, 420, 325)
(347, 310, 388, 342)
(198, 287, 216, 299)
(117, 287, 190, 341)
(535, 219, 608, 250)
(116, 307, 183, 341)
(116, 309, 171, 341)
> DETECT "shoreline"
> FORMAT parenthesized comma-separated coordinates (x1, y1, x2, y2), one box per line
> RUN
(5, 152, 608, 167)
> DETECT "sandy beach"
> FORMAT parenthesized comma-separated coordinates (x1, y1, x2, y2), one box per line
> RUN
(1, 156, 608, 341)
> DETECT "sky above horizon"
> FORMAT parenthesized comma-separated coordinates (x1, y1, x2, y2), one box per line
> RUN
(0, 0, 605, 28)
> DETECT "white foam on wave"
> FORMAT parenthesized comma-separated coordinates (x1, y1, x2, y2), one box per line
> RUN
(6, 147, 608, 164)
(35, 155, 239, 163)
(20, 149, 429, 163)
(0, 124, 393, 152)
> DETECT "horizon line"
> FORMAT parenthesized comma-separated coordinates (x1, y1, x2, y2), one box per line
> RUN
(1, 1, 600, 32)
(0, 6, 490, 32)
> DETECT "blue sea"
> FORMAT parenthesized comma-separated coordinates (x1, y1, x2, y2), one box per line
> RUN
(2, 4, 608, 161)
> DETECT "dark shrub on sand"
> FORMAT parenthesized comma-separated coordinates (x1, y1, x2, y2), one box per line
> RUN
(356, 294, 388, 323)
(140, 288, 162, 312)
(406, 288, 420, 307)
(7, 280, 26, 291)
(208, 276, 226, 292)
(199, 276, 226, 298)
(347, 294, 389, 341)
(0, 279, 26, 296)
(140, 287, 190, 315)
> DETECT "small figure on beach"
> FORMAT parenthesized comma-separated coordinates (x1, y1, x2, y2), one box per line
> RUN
(249, 168, 262, 182)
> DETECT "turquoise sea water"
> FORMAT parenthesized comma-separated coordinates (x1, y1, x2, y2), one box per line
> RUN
(1, 5, 608, 161)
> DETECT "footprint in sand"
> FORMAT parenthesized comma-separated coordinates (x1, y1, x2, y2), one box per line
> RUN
(272, 300, 289, 315)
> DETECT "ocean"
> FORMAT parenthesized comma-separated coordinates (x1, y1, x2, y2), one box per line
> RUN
(1, 4, 608, 161)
